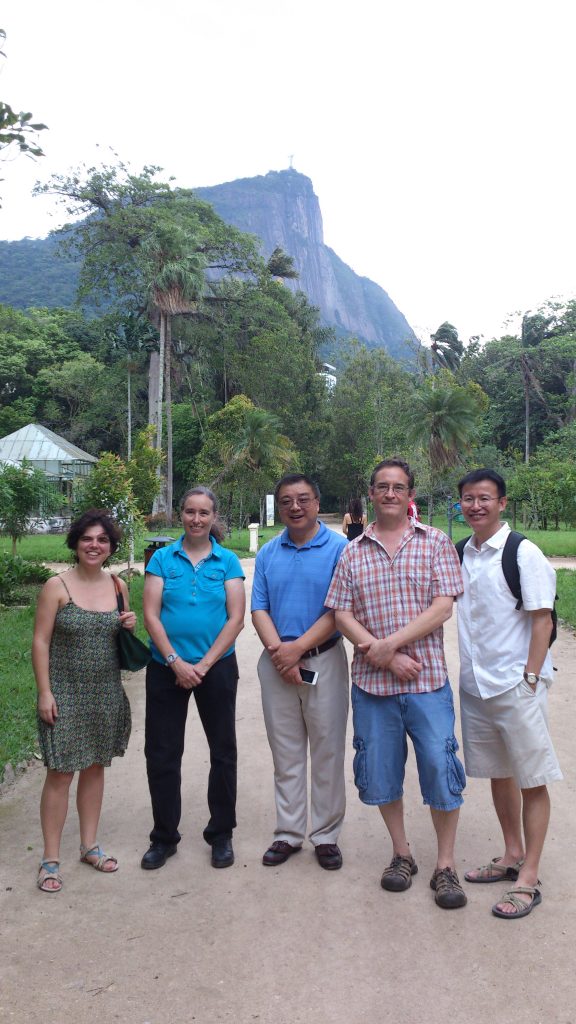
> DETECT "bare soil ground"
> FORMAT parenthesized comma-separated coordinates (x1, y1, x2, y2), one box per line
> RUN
(1, 559, 574, 1024)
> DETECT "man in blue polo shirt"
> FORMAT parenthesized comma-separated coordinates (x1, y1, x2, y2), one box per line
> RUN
(252, 473, 349, 870)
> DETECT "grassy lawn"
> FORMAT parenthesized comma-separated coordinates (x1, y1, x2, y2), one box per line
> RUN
(557, 570, 576, 631)
(0, 525, 283, 564)
(431, 516, 576, 557)
(0, 601, 38, 771)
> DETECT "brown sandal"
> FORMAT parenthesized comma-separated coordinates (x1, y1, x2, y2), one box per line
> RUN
(464, 857, 523, 883)
(492, 885, 542, 919)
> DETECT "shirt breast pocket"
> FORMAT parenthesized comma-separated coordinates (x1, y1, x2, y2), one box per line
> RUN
(163, 568, 185, 591)
(200, 570, 226, 592)
(406, 569, 433, 603)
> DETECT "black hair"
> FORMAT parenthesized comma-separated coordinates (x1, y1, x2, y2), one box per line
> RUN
(274, 474, 321, 502)
(180, 485, 226, 542)
(66, 509, 121, 556)
(369, 458, 415, 490)
(457, 468, 506, 498)
(348, 497, 364, 521)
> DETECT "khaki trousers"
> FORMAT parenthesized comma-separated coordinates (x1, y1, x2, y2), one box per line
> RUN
(258, 640, 349, 846)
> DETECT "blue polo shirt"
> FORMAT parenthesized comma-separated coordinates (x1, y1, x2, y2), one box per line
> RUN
(146, 535, 245, 665)
(251, 521, 347, 640)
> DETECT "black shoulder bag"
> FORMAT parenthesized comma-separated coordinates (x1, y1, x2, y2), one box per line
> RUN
(112, 574, 152, 671)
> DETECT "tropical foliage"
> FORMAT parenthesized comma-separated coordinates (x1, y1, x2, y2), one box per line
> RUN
(1, 161, 575, 529)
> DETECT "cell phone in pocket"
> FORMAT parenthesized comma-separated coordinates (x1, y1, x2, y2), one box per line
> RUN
(300, 668, 318, 686)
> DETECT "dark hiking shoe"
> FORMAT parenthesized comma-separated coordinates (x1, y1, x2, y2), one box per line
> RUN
(380, 854, 418, 892)
(430, 867, 467, 909)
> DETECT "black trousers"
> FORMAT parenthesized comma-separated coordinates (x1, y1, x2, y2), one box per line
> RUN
(144, 654, 238, 846)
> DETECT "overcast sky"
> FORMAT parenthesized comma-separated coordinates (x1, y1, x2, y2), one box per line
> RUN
(1, 0, 575, 344)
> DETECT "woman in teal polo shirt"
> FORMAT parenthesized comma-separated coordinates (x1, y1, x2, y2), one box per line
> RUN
(141, 486, 245, 871)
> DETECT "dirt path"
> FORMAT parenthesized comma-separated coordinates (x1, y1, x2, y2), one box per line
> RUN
(1, 559, 575, 1024)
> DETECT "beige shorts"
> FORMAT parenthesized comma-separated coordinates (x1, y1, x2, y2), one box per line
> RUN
(460, 680, 563, 788)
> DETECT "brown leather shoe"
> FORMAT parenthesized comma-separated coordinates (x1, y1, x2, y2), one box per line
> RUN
(262, 840, 301, 866)
(315, 843, 343, 870)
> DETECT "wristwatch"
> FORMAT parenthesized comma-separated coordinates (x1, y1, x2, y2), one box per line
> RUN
(523, 671, 539, 685)
(166, 653, 180, 666)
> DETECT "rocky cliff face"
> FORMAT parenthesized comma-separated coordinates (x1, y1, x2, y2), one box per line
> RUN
(0, 169, 416, 360)
(196, 169, 416, 359)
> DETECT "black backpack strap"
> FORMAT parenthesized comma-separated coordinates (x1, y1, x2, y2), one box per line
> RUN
(455, 537, 471, 563)
(501, 531, 525, 609)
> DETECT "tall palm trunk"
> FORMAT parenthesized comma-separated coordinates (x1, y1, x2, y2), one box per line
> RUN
(150, 313, 166, 515)
(522, 354, 530, 464)
(156, 311, 166, 453)
(127, 369, 132, 460)
(165, 315, 173, 524)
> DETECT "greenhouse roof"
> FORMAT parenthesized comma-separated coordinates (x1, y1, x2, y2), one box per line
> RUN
(0, 424, 98, 466)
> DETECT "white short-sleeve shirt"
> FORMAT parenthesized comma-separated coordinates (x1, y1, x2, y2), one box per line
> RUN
(457, 522, 556, 699)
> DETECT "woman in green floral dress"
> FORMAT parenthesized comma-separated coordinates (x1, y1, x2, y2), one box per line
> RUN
(32, 510, 135, 893)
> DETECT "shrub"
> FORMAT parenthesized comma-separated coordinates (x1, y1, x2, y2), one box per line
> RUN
(0, 554, 53, 605)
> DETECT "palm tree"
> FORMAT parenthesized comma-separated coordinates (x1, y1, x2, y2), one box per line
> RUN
(141, 224, 206, 520)
(110, 315, 158, 459)
(233, 407, 294, 471)
(406, 378, 482, 520)
(519, 312, 561, 463)
(430, 322, 464, 372)
(202, 402, 297, 527)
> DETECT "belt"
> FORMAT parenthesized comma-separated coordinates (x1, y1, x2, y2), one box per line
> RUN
(301, 636, 340, 659)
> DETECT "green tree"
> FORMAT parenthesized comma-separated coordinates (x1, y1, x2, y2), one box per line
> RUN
(507, 455, 576, 530)
(430, 322, 464, 372)
(170, 403, 204, 503)
(457, 302, 576, 461)
(266, 246, 299, 280)
(74, 452, 143, 567)
(126, 426, 163, 515)
(0, 460, 59, 555)
(35, 161, 261, 514)
(34, 161, 260, 313)
(195, 396, 298, 527)
(139, 219, 206, 519)
(323, 344, 417, 503)
(406, 374, 485, 520)
(109, 314, 158, 458)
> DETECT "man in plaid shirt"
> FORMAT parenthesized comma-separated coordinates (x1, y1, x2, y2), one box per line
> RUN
(325, 458, 467, 909)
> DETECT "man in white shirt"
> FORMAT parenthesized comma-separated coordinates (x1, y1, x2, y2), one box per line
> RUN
(456, 469, 562, 920)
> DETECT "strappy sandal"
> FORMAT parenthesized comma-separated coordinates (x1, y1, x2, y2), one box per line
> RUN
(37, 860, 63, 893)
(79, 844, 119, 872)
(464, 857, 524, 884)
(492, 884, 542, 919)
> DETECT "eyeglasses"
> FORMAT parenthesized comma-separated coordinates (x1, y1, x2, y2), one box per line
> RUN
(372, 483, 409, 495)
(278, 495, 317, 509)
(460, 496, 500, 506)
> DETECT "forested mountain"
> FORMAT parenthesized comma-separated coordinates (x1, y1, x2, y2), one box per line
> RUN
(0, 236, 79, 309)
(0, 169, 416, 360)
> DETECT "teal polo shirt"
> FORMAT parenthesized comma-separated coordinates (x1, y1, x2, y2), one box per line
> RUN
(146, 535, 245, 665)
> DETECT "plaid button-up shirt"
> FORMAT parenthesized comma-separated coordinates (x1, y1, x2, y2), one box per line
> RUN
(325, 521, 463, 696)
